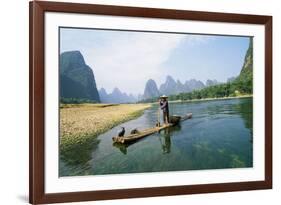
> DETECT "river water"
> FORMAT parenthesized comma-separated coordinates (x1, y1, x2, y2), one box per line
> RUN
(61, 97, 253, 176)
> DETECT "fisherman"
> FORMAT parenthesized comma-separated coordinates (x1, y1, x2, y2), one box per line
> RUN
(159, 95, 169, 124)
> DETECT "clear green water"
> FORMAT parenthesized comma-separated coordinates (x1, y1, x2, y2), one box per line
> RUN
(61, 97, 253, 176)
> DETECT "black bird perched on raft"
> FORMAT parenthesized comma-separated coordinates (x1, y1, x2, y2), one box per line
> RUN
(118, 127, 125, 137)
(130, 128, 140, 134)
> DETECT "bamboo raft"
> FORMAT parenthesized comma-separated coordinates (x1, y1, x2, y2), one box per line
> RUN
(112, 113, 192, 144)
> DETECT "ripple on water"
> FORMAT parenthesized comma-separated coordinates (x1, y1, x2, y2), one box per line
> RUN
(60, 97, 253, 176)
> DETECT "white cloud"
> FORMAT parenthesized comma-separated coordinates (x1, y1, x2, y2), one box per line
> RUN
(83, 32, 185, 95)
(61, 29, 212, 95)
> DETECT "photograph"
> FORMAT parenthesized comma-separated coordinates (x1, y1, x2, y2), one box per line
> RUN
(59, 27, 253, 177)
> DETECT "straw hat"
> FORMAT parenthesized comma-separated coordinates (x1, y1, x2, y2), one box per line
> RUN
(159, 95, 168, 98)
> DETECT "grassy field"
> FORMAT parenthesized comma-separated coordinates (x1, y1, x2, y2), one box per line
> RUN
(59, 103, 151, 169)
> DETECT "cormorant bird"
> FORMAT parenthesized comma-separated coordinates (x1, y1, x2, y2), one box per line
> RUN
(130, 128, 139, 134)
(118, 127, 125, 137)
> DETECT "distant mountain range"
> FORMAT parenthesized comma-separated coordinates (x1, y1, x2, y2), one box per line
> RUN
(163, 38, 253, 101)
(142, 76, 220, 100)
(59, 50, 232, 104)
(99, 87, 136, 103)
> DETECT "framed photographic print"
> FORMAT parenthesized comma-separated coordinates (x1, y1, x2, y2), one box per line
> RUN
(29, 1, 272, 204)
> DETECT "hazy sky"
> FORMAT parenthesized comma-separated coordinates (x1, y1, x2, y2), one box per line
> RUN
(60, 27, 250, 96)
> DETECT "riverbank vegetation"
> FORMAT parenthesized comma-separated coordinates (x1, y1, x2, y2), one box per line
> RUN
(60, 103, 151, 171)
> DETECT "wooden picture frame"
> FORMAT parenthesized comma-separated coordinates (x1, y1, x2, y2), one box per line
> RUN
(29, 1, 272, 204)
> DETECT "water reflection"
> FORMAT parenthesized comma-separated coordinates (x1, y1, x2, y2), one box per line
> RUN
(113, 143, 128, 155)
(60, 98, 253, 176)
(159, 129, 171, 154)
(59, 136, 101, 176)
(113, 125, 182, 155)
(235, 99, 253, 143)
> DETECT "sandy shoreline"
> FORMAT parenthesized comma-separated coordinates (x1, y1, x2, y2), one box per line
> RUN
(60, 103, 151, 140)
